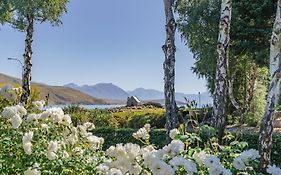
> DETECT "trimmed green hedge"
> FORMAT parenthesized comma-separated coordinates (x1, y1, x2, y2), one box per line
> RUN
(92, 128, 281, 166)
(92, 128, 167, 149)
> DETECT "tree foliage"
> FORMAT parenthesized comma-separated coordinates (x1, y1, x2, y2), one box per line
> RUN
(176, 0, 276, 93)
(0, 0, 12, 25)
(8, 0, 68, 31)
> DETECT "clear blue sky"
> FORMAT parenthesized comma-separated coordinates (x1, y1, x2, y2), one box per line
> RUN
(0, 0, 206, 94)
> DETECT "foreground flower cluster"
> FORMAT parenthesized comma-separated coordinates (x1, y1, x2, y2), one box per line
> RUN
(97, 125, 281, 175)
(0, 99, 104, 174)
(0, 86, 280, 175)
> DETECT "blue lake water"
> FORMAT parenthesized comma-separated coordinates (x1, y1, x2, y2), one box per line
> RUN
(48, 104, 125, 109)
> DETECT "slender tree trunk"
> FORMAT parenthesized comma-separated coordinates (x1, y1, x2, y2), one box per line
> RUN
(20, 14, 34, 104)
(163, 0, 179, 141)
(259, 0, 281, 172)
(211, 0, 232, 144)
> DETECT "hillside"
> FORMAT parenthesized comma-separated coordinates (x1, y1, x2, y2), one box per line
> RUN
(128, 88, 212, 105)
(65, 84, 212, 106)
(65, 83, 130, 100)
(0, 73, 107, 105)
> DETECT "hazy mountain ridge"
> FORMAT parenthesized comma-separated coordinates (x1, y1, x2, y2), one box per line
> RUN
(0, 73, 108, 105)
(66, 84, 212, 105)
(65, 83, 130, 100)
(128, 87, 212, 105)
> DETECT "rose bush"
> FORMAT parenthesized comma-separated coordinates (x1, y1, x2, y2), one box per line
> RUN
(0, 85, 280, 175)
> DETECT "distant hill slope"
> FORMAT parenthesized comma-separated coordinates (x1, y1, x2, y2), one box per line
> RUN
(0, 73, 107, 105)
(65, 83, 130, 100)
(65, 83, 212, 106)
(128, 88, 212, 106)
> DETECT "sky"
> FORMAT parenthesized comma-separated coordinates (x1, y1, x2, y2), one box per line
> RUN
(0, 0, 207, 94)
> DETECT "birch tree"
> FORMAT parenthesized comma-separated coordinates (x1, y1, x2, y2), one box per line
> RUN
(211, 0, 232, 142)
(259, 0, 281, 171)
(163, 0, 179, 138)
(6, 0, 68, 104)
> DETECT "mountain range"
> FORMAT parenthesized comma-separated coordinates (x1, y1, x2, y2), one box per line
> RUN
(0, 73, 107, 105)
(65, 83, 212, 105)
(0, 73, 212, 105)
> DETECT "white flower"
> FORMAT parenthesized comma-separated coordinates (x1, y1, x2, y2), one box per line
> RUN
(78, 125, 88, 136)
(232, 157, 246, 171)
(97, 164, 110, 173)
(169, 157, 186, 170)
(124, 143, 141, 160)
(83, 122, 95, 130)
(129, 164, 142, 175)
(1, 106, 17, 118)
(23, 131, 34, 144)
(169, 129, 180, 139)
(40, 107, 64, 122)
(144, 124, 151, 131)
(143, 151, 160, 167)
(40, 124, 49, 130)
(193, 151, 208, 165)
(47, 151, 57, 160)
(23, 142, 32, 155)
(204, 155, 220, 169)
(15, 105, 27, 116)
(65, 134, 78, 145)
(222, 169, 232, 175)
(32, 100, 45, 110)
(133, 124, 150, 140)
(24, 167, 41, 175)
(209, 164, 224, 175)
(107, 168, 123, 175)
(87, 135, 104, 150)
(48, 141, 60, 153)
(62, 114, 72, 125)
(26, 113, 39, 122)
(183, 159, 198, 174)
(40, 110, 52, 120)
(11, 114, 22, 129)
(240, 149, 260, 164)
(267, 165, 281, 175)
(74, 147, 84, 156)
(150, 159, 175, 175)
(169, 157, 197, 174)
(162, 140, 184, 157)
(141, 145, 155, 155)
(62, 150, 70, 159)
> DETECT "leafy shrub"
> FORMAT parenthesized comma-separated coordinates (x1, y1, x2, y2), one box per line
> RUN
(65, 106, 166, 129)
(245, 67, 268, 127)
(92, 127, 167, 150)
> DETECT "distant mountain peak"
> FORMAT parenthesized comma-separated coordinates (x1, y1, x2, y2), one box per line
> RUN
(64, 83, 212, 105)
(65, 82, 130, 100)
(65, 83, 78, 86)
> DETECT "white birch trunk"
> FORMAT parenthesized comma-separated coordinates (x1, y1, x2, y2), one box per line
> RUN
(259, 0, 281, 171)
(163, 0, 179, 140)
(20, 14, 34, 104)
(211, 0, 232, 142)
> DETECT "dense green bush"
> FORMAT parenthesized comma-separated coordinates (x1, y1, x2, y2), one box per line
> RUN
(92, 127, 167, 150)
(64, 106, 166, 129)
